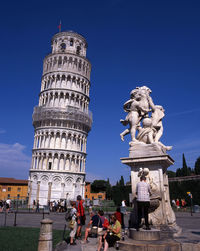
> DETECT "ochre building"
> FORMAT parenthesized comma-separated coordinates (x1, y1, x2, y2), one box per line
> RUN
(0, 177, 28, 200)
(85, 182, 106, 200)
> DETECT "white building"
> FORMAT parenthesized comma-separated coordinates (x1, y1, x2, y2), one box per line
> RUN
(28, 31, 92, 206)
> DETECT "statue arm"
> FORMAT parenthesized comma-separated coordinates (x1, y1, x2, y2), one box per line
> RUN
(123, 99, 134, 112)
(139, 106, 151, 114)
(147, 96, 156, 111)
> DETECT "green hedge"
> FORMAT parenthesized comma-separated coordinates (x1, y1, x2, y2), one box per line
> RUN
(169, 180, 200, 205)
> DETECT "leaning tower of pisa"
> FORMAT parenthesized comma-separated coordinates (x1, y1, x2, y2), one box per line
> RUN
(28, 31, 92, 206)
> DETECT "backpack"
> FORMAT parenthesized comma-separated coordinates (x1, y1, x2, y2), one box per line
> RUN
(65, 209, 72, 221)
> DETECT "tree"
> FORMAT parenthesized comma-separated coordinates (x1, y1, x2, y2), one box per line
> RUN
(111, 176, 131, 206)
(91, 180, 107, 193)
(194, 157, 200, 175)
(106, 178, 112, 199)
(176, 168, 182, 177)
(119, 176, 125, 187)
(167, 170, 176, 178)
(176, 154, 191, 177)
(182, 153, 190, 176)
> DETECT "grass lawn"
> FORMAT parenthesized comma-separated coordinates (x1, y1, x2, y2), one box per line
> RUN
(0, 226, 68, 251)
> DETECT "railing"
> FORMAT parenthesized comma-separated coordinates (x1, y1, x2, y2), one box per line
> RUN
(32, 106, 93, 128)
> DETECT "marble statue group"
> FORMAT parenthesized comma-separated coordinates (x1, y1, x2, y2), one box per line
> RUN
(120, 86, 172, 152)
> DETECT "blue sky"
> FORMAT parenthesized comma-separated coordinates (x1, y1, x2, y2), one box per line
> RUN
(0, 0, 200, 184)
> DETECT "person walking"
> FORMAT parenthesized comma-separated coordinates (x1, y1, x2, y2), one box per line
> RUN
(36, 200, 40, 213)
(176, 199, 180, 210)
(76, 195, 85, 239)
(136, 176, 151, 230)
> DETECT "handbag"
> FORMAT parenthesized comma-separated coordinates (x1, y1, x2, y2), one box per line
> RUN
(90, 226, 98, 235)
(68, 219, 75, 229)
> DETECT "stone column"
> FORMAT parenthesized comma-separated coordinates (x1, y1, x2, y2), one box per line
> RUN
(57, 155, 60, 170)
(47, 182, 52, 202)
(41, 155, 44, 170)
(83, 159, 86, 172)
(32, 156, 36, 169)
(63, 156, 66, 171)
(36, 181, 41, 202)
(36, 156, 39, 170)
(61, 183, 65, 199)
(38, 218, 53, 251)
(28, 181, 32, 207)
(31, 156, 34, 169)
(81, 183, 85, 199)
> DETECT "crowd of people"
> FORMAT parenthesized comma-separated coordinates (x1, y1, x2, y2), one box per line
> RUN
(0, 199, 11, 213)
(32, 199, 69, 213)
(67, 195, 122, 250)
(66, 176, 152, 249)
(172, 198, 187, 210)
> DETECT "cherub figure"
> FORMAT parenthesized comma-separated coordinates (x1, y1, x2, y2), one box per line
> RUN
(120, 86, 154, 142)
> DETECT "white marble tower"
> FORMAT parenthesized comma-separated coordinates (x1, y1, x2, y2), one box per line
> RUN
(28, 31, 92, 206)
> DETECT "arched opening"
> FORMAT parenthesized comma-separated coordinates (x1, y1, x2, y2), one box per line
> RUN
(60, 43, 66, 51)
(76, 46, 81, 55)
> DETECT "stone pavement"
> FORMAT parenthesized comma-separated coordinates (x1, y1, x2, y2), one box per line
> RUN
(55, 237, 120, 251)
(1, 211, 200, 231)
(0, 211, 200, 250)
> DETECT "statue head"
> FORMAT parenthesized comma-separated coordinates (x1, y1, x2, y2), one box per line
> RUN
(136, 86, 152, 95)
(130, 89, 138, 98)
(142, 118, 152, 128)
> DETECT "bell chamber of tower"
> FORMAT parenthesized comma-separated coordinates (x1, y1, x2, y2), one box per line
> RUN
(28, 31, 92, 206)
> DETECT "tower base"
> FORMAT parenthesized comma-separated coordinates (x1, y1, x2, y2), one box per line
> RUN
(28, 170, 85, 206)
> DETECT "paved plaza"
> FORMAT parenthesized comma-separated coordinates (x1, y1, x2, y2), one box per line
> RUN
(0, 211, 200, 250)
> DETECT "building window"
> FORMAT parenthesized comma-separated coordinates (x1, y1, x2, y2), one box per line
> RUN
(70, 39, 74, 46)
(48, 162, 52, 170)
(86, 188, 87, 192)
(7, 194, 10, 198)
(8, 187, 11, 191)
(17, 194, 20, 199)
(92, 196, 94, 200)
(98, 195, 102, 199)
(60, 43, 66, 50)
(17, 188, 21, 192)
(85, 195, 87, 198)
(76, 46, 81, 55)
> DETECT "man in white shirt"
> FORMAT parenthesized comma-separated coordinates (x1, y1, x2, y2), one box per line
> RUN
(136, 176, 151, 230)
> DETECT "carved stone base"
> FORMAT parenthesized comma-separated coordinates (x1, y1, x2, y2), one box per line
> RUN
(121, 153, 181, 235)
(129, 142, 167, 158)
(129, 228, 161, 241)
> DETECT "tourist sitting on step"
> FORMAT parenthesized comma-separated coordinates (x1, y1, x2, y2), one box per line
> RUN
(97, 210, 109, 251)
(81, 210, 103, 244)
(103, 214, 121, 251)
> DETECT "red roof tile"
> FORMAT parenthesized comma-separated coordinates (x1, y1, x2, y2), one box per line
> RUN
(0, 177, 28, 185)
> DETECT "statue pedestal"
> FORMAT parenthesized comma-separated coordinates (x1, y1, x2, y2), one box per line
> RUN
(121, 143, 181, 236)
(129, 228, 161, 241)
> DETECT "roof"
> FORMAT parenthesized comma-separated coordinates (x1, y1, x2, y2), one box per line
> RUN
(0, 177, 28, 185)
